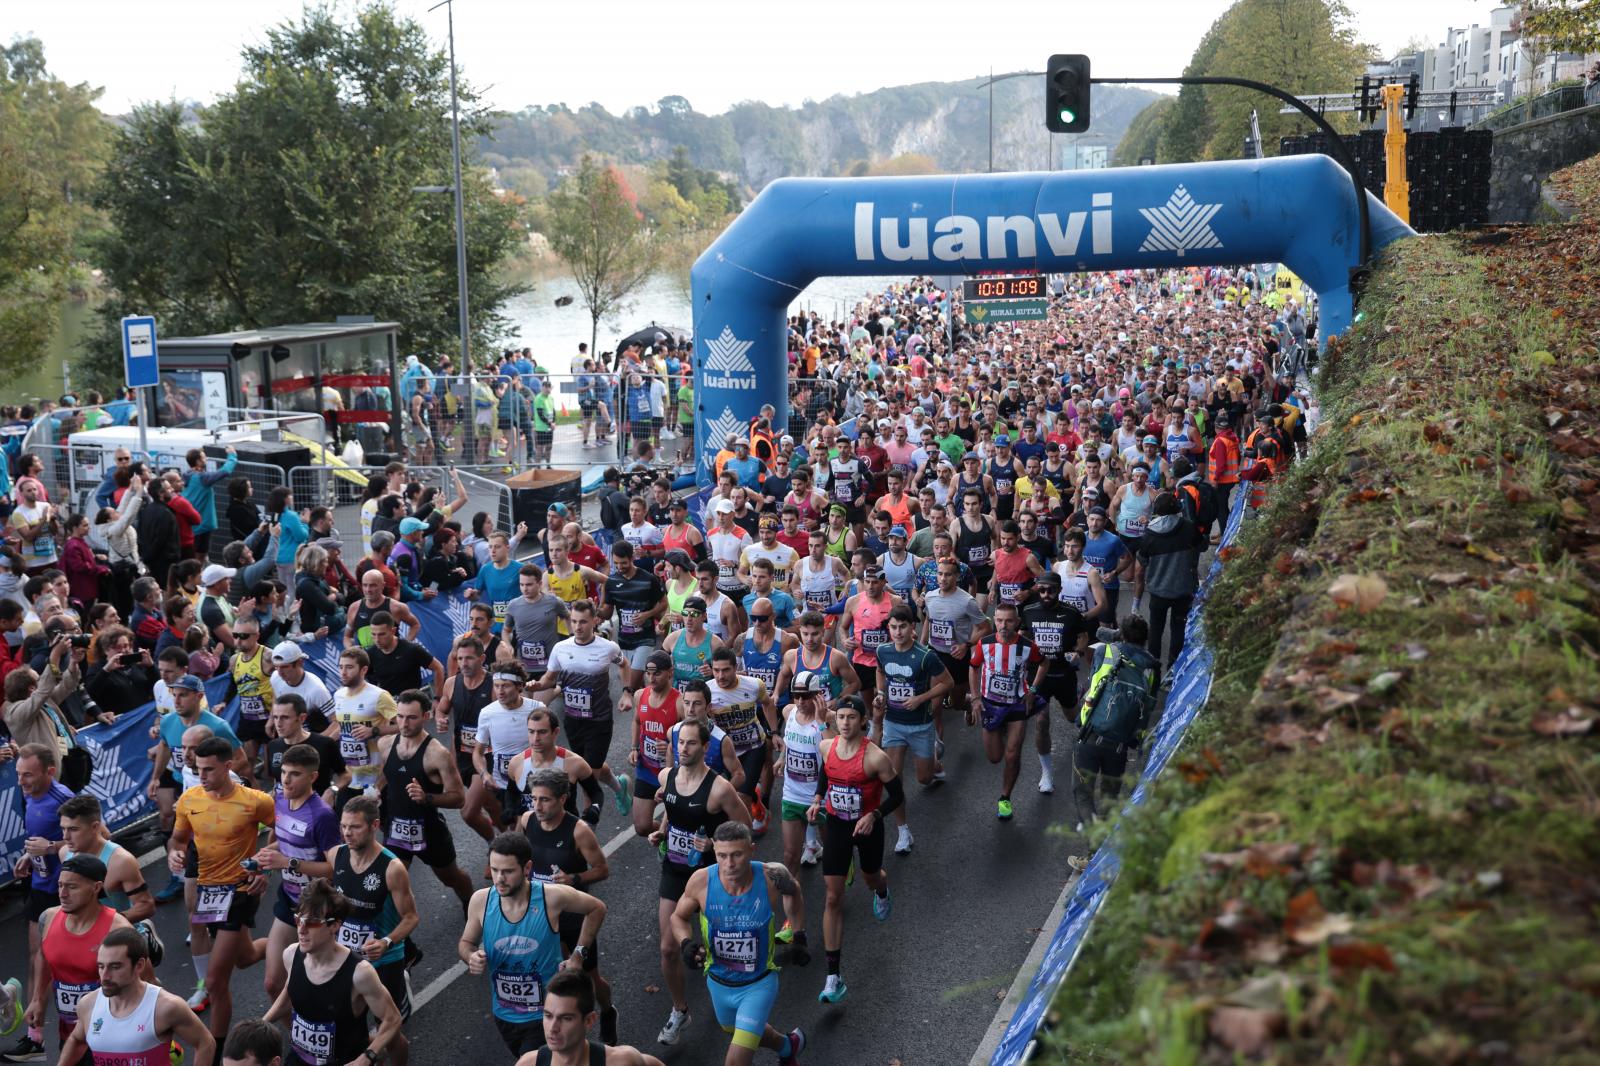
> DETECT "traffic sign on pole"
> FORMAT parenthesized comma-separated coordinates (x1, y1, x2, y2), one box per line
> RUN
(122, 315, 159, 389)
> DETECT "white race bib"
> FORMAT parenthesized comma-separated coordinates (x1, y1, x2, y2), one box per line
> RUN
(387, 817, 424, 851)
(493, 972, 543, 1013)
(564, 687, 593, 717)
(336, 920, 372, 951)
(339, 731, 370, 765)
(712, 931, 759, 972)
(194, 882, 236, 924)
(240, 694, 266, 720)
(827, 783, 863, 819)
(290, 1013, 336, 1065)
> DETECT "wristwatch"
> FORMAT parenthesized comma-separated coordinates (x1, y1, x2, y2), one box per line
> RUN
(575, 943, 593, 963)
(288, 858, 301, 874)
(363, 1050, 380, 1064)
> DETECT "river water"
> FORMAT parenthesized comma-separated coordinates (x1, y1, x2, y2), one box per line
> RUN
(20, 267, 903, 406)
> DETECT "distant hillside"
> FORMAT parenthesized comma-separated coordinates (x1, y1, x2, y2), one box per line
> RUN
(480, 77, 1163, 196)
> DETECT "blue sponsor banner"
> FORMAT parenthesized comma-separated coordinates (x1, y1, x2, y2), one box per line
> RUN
(1, 594, 473, 887)
(991, 488, 1247, 1066)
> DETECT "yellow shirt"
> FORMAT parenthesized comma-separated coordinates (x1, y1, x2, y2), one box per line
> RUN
(231, 645, 272, 723)
(334, 684, 398, 784)
(176, 784, 275, 886)
(546, 567, 590, 635)
(1015, 475, 1061, 507)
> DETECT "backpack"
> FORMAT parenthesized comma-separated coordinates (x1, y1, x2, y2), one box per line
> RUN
(1081, 642, 1159, 748)
(1178, 479, 1218, 532)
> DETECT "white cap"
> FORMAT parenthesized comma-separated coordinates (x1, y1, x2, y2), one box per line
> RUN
(200, 564, 236, 586)
(270, 641, 306, 664)
(714, 499, 736, 514)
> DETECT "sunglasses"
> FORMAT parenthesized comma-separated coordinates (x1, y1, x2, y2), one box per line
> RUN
(681, 609, 703, 618)
(295, 915, 332, 929)
(750, 614, 772, 623)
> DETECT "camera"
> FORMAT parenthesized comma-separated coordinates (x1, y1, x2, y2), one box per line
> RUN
(69, 634, 93, 650)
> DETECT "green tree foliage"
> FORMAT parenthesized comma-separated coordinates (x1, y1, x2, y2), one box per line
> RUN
(85, 4, 524, 389)
(1523, 0, 1600, 53)
(1112, 97, 1175, 166)
(1134, 0, 1372, 165)
(0, 38, 111, 377)
(543, 155, 658, 356)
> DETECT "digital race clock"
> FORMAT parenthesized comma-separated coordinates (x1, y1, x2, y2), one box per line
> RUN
(962, 275, 1044, 301)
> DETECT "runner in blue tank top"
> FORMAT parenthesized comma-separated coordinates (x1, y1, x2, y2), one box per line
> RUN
(672, 822, 809, 1065)
(460, 832, 607, 1058)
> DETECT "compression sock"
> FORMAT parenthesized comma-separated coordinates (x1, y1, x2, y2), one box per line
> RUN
(826, 950, 841, 976)
(778, 1034, 793, 1057)
(192, 951, 210, 987)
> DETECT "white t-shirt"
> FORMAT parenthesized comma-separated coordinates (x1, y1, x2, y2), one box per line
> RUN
(545, 636, 624, 722)
(272, 670, 335, 724)
(476, 697, 545, 788)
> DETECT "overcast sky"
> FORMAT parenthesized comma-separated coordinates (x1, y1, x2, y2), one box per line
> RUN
(9, 0, 1509, 115)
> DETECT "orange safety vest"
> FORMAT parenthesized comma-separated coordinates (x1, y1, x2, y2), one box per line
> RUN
(1209, 433, 1240, 485)
(1248, 477, 1270, 509)
(750, 425, 776, 468)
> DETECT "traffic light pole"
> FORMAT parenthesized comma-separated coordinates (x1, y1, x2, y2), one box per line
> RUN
(1093, 75, 1372, 267)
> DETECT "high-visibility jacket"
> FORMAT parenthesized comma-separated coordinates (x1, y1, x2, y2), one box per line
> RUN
(1209, 432, 1241, 485)
(749, 423, 776, 468)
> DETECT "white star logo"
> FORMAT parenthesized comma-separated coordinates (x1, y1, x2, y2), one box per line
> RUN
(1138, 185, 1223, 258)
(702, 407, 746, 470)
(702, 327, 755, 374)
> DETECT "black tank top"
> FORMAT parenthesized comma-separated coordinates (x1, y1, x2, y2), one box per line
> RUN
(956, 515, 994, 569)
(661, 766, 721, 873)
(450, 671, 494, 753)
(533, 1041, 606, 1066)
(382, 735, 446, 846)
(525, 811, 588, 888)
(331, 847, 396, 943)
(351, 597, 397, 644)
(287, 948, 367, 1066)
(955, 474, 988, 511)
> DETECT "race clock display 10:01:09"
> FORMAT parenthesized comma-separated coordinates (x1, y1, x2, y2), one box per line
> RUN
(962, 275, 1043, 300)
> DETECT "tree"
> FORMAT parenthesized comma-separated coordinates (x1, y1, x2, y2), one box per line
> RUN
(1112, 97, 1176, 166)
(543, 154, 658, 362)
(85, 4, 525, 389)
(1523, 0, 1600, 54)
(0, 38, 111, 378)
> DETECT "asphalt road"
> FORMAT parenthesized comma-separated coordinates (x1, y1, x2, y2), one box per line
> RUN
(1, 689, 1092, 1065)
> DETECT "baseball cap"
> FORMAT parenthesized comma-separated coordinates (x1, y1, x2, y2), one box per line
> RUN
(863, 565, 886, 580)
(547, 501, 570, 516)
(1037, 571, 1062, 586)
(60, 854, 108, 883)
(170, 674, 206, 693)
(271, 641, 307, 665)
(888, 525, 908, 539)
(200, 564, 235, 586)
(714, 499, 736, 514)
(1082, 487, 1101, 501)
(791, 672, 827, 695)
(994, 434, 1011, 447)
(682, 596, 708, 614)
(399, 516, 426, 534)
(1088, 505, 1109, 518)
(646, 650, 673, 673)
(963, 451, 980, 462)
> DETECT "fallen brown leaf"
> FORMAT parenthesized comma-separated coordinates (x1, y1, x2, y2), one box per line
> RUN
(1427, 571, 1473, 586)
(1328, 573, 1388, 613)
(1208, 1005, 1283, 1055)
(1328, 941, 1397, 972)
(1532, 707, 1597, 736)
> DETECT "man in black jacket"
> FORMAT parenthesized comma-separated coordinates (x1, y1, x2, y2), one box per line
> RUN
(136, 478, 181, 587)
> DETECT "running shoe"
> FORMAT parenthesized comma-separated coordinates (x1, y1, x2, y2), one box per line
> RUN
(872, 890, 892, 922)
(1, 1035, 43, 1062)
(613, 785, 631, 817)
(750, 797, 769, 835)
(135, 919, 166, 967)
(779, 1027, 807, 1066)
(800, 841, 821, 867)
(168, 1039, 185, 1065)
(0, 979, 21, 1037)
(997, 798, 1015, 821)
(817, 976, 848, 1004)
(894, 825, 914, 854)
(657, 1008, 690, 1045)
(154, 873, 185, 904)
(186, 984, 210, 1013)
(1038, 764, 1055, 795)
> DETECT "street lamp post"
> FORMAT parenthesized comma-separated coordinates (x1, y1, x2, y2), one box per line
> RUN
(430, 0, 471, 372)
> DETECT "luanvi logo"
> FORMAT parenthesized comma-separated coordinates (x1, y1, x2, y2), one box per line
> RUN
(853, 194, 1114, 262)
(702, 407, 747, 470)
(701, 327, 757, 390)
(1139, 185, 1223, 258)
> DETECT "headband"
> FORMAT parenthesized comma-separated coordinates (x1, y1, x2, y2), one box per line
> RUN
(492, 671, 525, 684)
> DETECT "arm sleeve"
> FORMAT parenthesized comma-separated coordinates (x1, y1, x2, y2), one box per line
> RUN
(878, 774, 905, 816)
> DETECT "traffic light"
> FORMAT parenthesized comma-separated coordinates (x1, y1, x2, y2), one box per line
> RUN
(1046, 54, 1091, 134)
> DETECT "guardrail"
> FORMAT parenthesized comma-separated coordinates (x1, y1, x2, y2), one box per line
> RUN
(1474, 83, 1589, 131)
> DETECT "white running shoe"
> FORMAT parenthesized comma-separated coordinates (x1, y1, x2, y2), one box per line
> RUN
(1038, 764, 1055, 794)
(657, 1008, 690, 1045)
(894, 825, 914, 854)
(800, 841, 821, 866)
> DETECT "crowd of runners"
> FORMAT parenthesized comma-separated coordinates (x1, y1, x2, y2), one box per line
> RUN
(0, 266, 1317, 1065)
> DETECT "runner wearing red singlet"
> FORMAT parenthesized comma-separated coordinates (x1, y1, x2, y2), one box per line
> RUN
(35, 856, 129, 1062)
(624, 650, 683, 836)
(991, 520, 1046, 609)
(839, 565, 900, 707)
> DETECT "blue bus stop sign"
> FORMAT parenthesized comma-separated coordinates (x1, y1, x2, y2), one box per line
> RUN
(122, 315, 159, 389)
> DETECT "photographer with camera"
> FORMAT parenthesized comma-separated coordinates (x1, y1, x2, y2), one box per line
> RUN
(3, 627, 102, 790)
(85, 624, 158, 716)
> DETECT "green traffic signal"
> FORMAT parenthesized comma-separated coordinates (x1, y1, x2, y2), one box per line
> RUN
(1046, 54, 1090, 134)
(1059, 108, 1076, 124)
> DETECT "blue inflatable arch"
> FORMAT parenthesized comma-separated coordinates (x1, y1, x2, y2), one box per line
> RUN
(689, 154, 1412, 484)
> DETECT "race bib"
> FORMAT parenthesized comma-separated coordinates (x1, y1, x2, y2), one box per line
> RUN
(619, 607, 641, 635)
(785, 749, 818, 783)
(29, 853, 47, 877)
(641, 735, 666, 766)
(929, 619, 955, 649)
(1122, 513, 1147, 536)
(986, 673, 1020, 701)
(712, 931, 759, 972)
(171, 746, 185, 774)
(834, 482, 853, 501)
(887, 679, 915, 708)
(827, 783, 863, 819)
(665, 824, 704, 866)
(999, 581, 1023, 604)
(54, 980, 96, 1019)
(1064, 591, 1091, 613)
(804, 589, 832, 609)
(861, 627, 887, 648)
(491, 600, 510, 625)
(727, 717, 763, 750)
(194, 882, 236, 925)
(336, 920, 372, 951)
(387, 817, 424, 852)
(1034, 626, 1063, 654)
(339, 730, 370, 765)
(290, 1013, 336, 1065)
(31, 535, 56, 558)
(968, 543, 990, 564)
(564, 687, 593, 718)
(458, 724, 478, 751)
(240, 694, 266, 720)
(492, 752, 514, 787)
(996, 478, 1014, 494)
(518, 640, 547, 669)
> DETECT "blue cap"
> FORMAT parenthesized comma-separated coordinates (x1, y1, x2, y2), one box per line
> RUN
(398, 517, 426, 535)
(170, 674, 205, 693)
(889, 525, 908, 539)
(993, 434, 1011, 446)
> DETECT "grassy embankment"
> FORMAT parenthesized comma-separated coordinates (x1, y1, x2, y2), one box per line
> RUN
(1040, 153, 1600, 1063)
